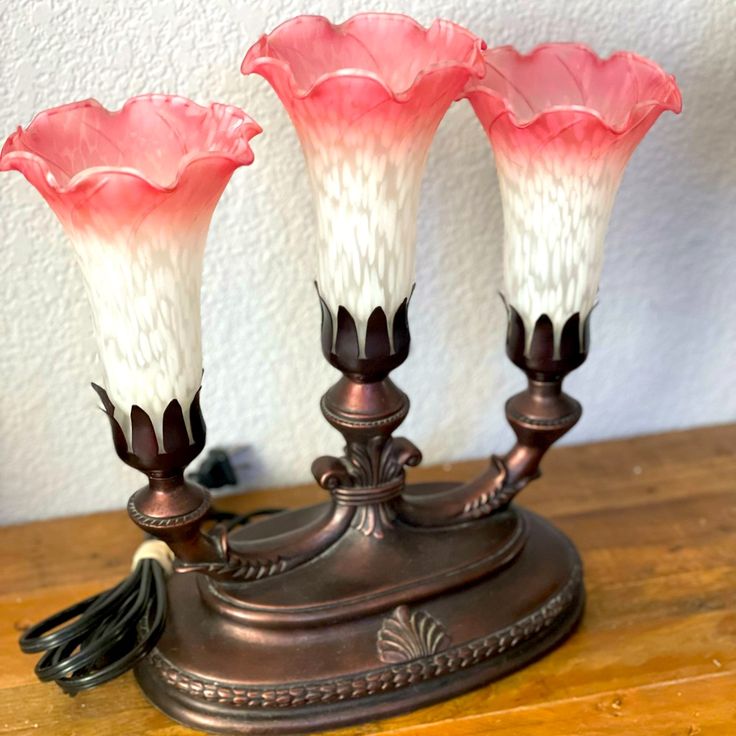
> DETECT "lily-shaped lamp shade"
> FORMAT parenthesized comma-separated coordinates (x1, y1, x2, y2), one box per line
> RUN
(463, 44, 682, 354)
(242, 13, 486, 354)
(0, 95, 261, 448)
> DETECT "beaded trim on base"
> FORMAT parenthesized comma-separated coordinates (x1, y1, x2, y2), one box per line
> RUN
(146, 563, 582, 709)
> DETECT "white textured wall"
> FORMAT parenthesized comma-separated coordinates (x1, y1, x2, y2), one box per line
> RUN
(1, 0, 734, 524)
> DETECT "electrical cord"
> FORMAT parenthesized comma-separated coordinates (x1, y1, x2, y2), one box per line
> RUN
(19, 506, 283, 695)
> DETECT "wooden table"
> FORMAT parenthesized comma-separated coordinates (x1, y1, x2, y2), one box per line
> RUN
(1, 424, 735, 735)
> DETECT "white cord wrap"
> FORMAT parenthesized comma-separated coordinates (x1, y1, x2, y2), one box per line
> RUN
(131, 539, 175, 576)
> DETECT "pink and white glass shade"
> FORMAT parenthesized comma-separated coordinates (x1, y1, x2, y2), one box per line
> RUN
(463, 44, 682, 353)
(0, 22, 683, 437)
(242, 13, 486, 354)
(0, 95, 261, 446)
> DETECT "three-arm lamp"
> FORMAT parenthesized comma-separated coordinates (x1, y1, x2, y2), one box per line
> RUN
(1, 14, 681, 734)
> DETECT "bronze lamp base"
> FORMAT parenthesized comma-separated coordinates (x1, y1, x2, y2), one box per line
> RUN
(99, 299, 590, 734)
(135, 493, 583, 734)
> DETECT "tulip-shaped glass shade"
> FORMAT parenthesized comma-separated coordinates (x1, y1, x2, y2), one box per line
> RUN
(464, 44, 681, 354)
(242, 14, 485, 354)
(0, 95, 261, 446)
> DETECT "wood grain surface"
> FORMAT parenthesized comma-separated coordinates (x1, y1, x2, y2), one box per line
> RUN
(1, 424, 734, 735)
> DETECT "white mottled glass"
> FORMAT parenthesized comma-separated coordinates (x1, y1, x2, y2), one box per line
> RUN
(498, 151, 625, 349)
(243, 13, 485, 353)
(72, 229, 208, 444)
(464, 44, 681, 353)
(0, 95, 260, 445)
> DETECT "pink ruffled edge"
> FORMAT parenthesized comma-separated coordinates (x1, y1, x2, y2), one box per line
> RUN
(241, 13, 487, 102)
(0, 94, 262, 195)
(462, 43, 682, 134)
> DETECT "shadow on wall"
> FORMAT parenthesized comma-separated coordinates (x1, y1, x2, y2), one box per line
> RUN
(580, 0, 736, 434)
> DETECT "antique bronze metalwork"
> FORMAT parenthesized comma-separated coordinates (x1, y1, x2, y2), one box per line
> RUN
(398, 304, 588, 525)
(124, 296, 585, 734)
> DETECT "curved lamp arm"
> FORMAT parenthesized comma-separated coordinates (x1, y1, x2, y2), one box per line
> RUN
(397, 307, 587, 526)
(94, 383, 355, 583)
(126, 470, 358, 584)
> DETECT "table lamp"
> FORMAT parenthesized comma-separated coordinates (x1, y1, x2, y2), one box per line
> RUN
(1, 14, 680, 734)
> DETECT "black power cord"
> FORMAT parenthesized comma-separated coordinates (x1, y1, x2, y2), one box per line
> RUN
(19, 508, 282, 694)
(19, 555, 168, 694)
(19, 453, 283, 695)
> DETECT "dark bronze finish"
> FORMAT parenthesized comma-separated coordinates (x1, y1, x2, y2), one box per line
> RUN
(93, 383, 217, 563)
(318, 290, 410, 378)
(135, 506, 583, 734)
(398, 304, 588, 525)
(96, 294, 588, 734)
(312, 291, 421, 539)
(93, 383, 356, 581)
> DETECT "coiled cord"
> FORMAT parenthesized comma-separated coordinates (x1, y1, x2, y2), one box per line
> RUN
(19, 507, 282, 694)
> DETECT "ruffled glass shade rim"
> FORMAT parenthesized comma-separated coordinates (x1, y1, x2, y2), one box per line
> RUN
(0, 95, 262, 194)
(461, 43, 682, 134)
(241, 13, 487, 101)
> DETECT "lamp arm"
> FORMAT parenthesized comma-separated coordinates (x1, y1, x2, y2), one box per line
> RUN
(172, 500, 356, 581)
(397, 306, 588, 527)
(127, 472, 358, 582)
(396, 376, 581, 525)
